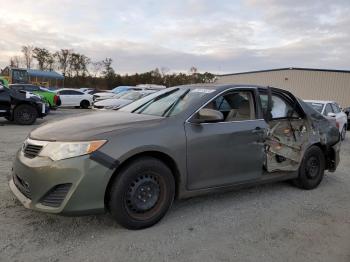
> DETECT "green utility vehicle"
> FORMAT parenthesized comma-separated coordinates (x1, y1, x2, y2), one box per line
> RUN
(10, 84, 61, 109)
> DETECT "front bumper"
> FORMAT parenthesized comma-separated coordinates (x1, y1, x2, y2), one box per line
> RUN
(10, 150, 114, 215)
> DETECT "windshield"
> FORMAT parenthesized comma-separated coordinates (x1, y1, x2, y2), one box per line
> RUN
(12, 69, 29, 83)
(306, 102, 324, 113)
(120, 91, 142, 101)
(111, 86, 134, 94)
(120, 87, 211, 117)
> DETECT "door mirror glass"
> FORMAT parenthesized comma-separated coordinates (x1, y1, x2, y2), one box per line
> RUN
(327, 112, 336, 117)
(193, 108, 224, 123)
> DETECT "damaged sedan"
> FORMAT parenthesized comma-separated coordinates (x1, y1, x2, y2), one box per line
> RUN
(9, 84, 341, 229)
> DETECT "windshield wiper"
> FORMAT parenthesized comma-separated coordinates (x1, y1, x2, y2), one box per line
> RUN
(131, 88, 179, 114)
(162, 89, 190, 117)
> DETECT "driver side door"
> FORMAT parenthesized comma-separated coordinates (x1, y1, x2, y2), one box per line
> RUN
(185, 89, 267, 190)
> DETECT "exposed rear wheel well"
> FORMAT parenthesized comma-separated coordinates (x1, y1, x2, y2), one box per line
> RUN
(104, 151, 180, 209)
(312, 143, 335, 171)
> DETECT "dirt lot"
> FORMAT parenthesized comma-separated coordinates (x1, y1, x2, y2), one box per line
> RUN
(0, 109, 349, 262)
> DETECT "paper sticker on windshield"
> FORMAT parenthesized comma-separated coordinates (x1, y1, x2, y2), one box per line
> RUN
(192, 88, 215, 94)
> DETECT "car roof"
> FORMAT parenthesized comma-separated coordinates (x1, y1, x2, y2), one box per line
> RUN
(56, 88, 83, 91)
(304, 100, 337, 104)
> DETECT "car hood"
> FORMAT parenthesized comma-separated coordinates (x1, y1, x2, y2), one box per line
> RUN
(95, 98, 132, 107)
(95, 92, 114, 97)
(30, 111, 164, 141)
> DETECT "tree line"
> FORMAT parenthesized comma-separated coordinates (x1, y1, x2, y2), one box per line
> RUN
(8, 46, 216, 89)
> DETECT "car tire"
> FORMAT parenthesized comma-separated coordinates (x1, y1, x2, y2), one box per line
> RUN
(13, 104, 38, 125)
(293, 146, 325, 190)
(80, 100, 90, 109)
(341, 125, 346, 140)
(108, 157, 175, 230)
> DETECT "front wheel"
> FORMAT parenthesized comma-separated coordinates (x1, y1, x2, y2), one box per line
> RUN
(80, 100, 90, 109)
(108, 157, 175, 230)
(13, 104, 38, 125)
(293, 146, 325, 190)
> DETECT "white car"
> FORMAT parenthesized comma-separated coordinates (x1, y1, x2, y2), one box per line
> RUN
(305, 100, 347, 140)
(55, 88, 93, 109)
(93, 90, 156, 110)
(93, 86, 140, 102)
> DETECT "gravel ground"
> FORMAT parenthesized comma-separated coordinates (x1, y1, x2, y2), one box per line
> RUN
(0, 109, 349, 262)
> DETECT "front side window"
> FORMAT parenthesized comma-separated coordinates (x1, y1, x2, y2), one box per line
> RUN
(204, 91, 255, 122)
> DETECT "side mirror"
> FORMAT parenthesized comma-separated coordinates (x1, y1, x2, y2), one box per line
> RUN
(192, 108, 224, 123)
(327, 112, 336, 117)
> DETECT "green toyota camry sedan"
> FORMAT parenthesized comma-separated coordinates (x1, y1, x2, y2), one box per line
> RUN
(10, 84, 341, 229)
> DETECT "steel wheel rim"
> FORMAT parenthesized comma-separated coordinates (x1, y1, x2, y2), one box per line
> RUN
(305, 156, 320, 179)
(17, 108, 34, 122)
(125, 174, 161, 215)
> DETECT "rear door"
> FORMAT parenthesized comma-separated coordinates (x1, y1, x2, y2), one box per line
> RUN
(185, 88, 267, 190)
(57, 90, 72, 106)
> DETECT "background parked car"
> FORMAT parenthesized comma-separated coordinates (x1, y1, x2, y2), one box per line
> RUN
(55, 88, 93, 109)
(0, 84, 47, 124)
(9, 84, 61, 109)
(93, 90, 157, 110)
(343, 107, 350, 130)
(93, 86, 140, 102)
(305, 100, 347, 140)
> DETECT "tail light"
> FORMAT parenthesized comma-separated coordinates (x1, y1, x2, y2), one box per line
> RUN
(336, 122, 340, 129)
(54, 95, 61, 106)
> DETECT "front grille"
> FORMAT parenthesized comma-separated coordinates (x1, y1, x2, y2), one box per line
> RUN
(40, 184, 72, 207)
(94, 105, 104, 109)
(23, 144, 43, 158)
(13, 174, 31, 199)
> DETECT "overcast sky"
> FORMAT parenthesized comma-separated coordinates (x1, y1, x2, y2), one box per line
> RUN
(0, 0, 349, 74)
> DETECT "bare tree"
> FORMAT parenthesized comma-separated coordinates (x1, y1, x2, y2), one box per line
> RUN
(9, 56, 21, 68)
(21, 45, 34, 69)
(189, 66, 198, 74)
(54, 49, 71, 76)
(33, 47, 51, 70)
(160, 66, 170, 76)
(46, 54, 55, 71)
(90, 61, 104, 77)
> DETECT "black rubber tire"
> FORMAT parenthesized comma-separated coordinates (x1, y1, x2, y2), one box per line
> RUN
(341, 126, 346, 140)
(80, 100, 90, 109)
(13, 104, 38, 125)
(109, 157, 175, 230)
(293, 146, 325, 190)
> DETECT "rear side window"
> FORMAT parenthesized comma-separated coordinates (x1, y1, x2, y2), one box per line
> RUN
(259, 94, 298, 119)
(324, 103, 334, 116)
(331, 103, 341, 113)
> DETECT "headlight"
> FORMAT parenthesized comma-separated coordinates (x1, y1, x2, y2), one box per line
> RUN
(38, 140, 107, 161)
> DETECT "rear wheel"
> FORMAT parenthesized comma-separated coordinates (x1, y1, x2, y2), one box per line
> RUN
(293, 146, 325, 190)
(108, 157, 175, 230)
(13, 104, 38, 125)
(341, 126, 346, 140)
(80, 100, 90, 109)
